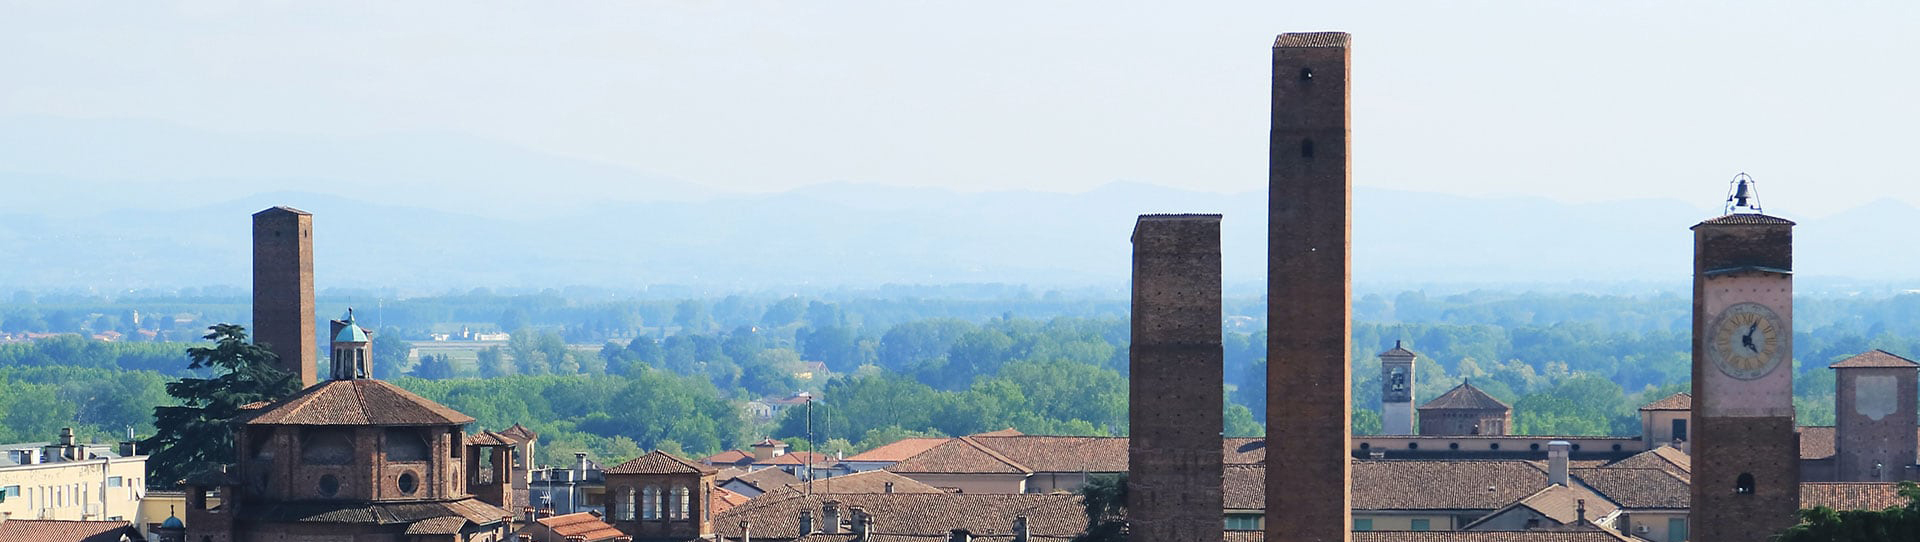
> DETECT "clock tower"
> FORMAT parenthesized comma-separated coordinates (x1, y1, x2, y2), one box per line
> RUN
(1690, 176, 1799, 542)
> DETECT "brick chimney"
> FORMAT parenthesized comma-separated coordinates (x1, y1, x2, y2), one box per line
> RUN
(1014, 516, 1030, 542)
(850, 507, 872, 542)
(1547, 440, 1571, 486)
(1575, 499, 1588, 524)
(799, 510, 815, 535)
(740, 520, 752, 542)
(822, 501, 842, 535)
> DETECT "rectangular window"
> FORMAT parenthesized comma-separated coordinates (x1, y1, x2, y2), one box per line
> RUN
(1672, 419, 1688, 442)
(1353, 518, 1373, 531)
(107, 477, 123, 488)
(1, 485, 18, 499)
(1224, 514, 1262, 531)
(1410, 519, 1430, 531)
(1669, 518, 1688, 542)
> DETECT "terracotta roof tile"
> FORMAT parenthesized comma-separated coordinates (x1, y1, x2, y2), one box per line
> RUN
(1830, 349, 1920, 369)
(404, 516, 469, 535)
(1573, 467, 1688, 509)
(532, 511, 626, 541)
(1223, 464, 1264, 510)
(887, 438, 1030, 475)
(1799, 426, 1837, 460)
(0, 520, 143, 542)
(1273, 32, 1351, 48)
(967, 436, 1128, 473)
(1378, 341, 1417, 359)
(1354, 460, 1548, 510)
(1694, 213, 1795, 226)
(1224, 438, 1266, 464)
(713, 486, 753, 514)
(1637, 392, 1692, 411)
(1419, 382, 1511, 412)
(499, 423, 537, 442)
(243, 379, 475, 426)
(467, 430, 514, 446)
(768, 451, 837, 467)
(1350, 528, 1634, 542)
(971, 429, 1024, 437)
(846, 438, 951, 463)
(705, 450, 756, 465)
(1459, 484, 1618, 529)
(715, 493, 1083, 540)
(732, 467, 803, 491)
(242, 497, 510, 526)
(1603, 445, 1689, 479)
(782, 470, 945, 496)
(605, 450, 717, 475)
(1801, 482, 1913, 511)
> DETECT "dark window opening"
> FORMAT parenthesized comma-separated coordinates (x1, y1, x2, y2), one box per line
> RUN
(1612, 443, 1623, 452)
(1489, 443, 1500, 450)
(1449, 442, 1459, 450)
(301, 429, 354, 465)
(1736, 473, 1755, 495)
(1672, 419, 1688, 442)
(1529, 443, 1540, 451)
(318, 475, 340, 497)
(1407, 442, 1419, 450)
(1359, 442, 1370, 450)
(1299, 67, 1314, 81)
(1300, 139, 1315, 160)
(385, 428, 430, 462)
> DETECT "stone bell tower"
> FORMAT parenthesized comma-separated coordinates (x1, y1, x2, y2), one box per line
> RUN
(1690, 174, 1799, 542)
(1379, 341, 1417, 435)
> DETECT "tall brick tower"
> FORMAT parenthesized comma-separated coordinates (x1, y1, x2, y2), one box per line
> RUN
(252, 206, 317, 388)
(1127, 214, 1224, 542)
(1830, 349, 1919, 482)
(1379, 341, 1417, 435)
(1690, 196, 1798, 541)
(1266, 31, 1351, 542)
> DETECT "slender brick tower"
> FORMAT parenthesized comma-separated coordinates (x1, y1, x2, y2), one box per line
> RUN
(1127, 214, 1224, 542)
(1266, 31, 1352, 542)
(253, 206, 317, 388)
(1690, 207, 1798, 541)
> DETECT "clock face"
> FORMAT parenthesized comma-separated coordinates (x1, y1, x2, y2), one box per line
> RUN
(1707, 302, 1787, 380)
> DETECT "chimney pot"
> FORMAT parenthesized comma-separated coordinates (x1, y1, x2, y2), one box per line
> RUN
(740, 520, 753, 542)
(884, 482, 894, 494)
(1014, 516, 1031, 542)
(1547, 440, 1571, 487)
(799, 510, 815, 535)
(822, 500, 842, 535)
(1576, 498, 1588, 523)
(950, 528, 972, 542)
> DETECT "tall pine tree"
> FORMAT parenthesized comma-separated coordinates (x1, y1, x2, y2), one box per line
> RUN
(143, 324, 302, 487)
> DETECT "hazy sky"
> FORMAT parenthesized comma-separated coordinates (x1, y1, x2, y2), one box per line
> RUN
(3, 1, 1915, 217)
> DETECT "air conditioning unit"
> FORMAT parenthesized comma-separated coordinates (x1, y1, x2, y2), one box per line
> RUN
(1634, 525, 1650, 534)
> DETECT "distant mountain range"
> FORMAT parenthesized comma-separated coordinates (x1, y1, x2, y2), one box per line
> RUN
(2, 117, 1915, 294)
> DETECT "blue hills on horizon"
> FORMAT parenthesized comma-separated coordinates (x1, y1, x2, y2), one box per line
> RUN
(2, 116, 1915, 295)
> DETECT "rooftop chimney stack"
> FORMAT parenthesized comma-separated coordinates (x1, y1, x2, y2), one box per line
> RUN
(822, 501, 842, 535)
(1576, 499, 1588, 524)
(1548, 440, 1571, 486)
(851, 507, 872, 542)
(1014, 516, 1031, 542)
(740, 521, 752, 542)
(799, 510, 815, 535)
(949, 529, 972, 542)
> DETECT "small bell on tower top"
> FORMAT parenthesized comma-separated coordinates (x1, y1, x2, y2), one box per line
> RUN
(1724, 172, 1763, 214)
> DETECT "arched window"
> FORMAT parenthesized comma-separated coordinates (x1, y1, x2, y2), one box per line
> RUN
(674, 486, 691, 519)
(621, 487, 637, 521)
(643, 486, 661, 520)
(1736, 473, 1756, 495)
